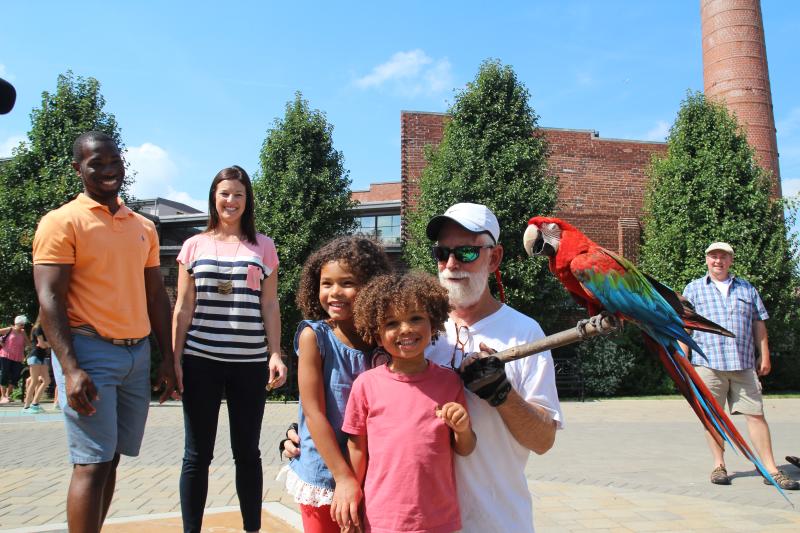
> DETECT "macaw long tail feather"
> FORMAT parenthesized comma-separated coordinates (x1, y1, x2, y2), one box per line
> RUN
(642, 336, 792, 504)
(647, 336, 726, 448)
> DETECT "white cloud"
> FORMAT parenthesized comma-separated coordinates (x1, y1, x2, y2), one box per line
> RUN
(354, 50, 452, 96)
(782, 177, 800, 198)
(165, 187, 207, 212)
(125, 143, 178, 198)
(0, 134, 25, 157)
(125, 142, 205, 212)
(644, 120, 670, 141)
(424, 59, 453, 94)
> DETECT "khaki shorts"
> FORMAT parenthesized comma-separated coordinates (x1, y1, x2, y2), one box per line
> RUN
(694, 366, 763, 416)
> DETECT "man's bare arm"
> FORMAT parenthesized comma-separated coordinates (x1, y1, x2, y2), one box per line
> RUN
(496, 390, 557, 454)
(34, 264, 97, 415)
(754, 320, 771, 376)
(144, 266, 176, 402)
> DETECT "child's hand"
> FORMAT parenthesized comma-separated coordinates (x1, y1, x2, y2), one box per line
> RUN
(436, 402, 471, 434)
(331, 476, 363, 530)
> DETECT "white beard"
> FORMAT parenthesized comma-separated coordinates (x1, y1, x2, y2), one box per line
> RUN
(438, 266, 489, 308)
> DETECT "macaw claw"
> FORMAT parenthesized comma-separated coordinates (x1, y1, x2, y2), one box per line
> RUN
(576, 312, 620, 339)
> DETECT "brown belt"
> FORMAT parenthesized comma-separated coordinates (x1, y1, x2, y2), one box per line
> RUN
(71, 325, 148, 347)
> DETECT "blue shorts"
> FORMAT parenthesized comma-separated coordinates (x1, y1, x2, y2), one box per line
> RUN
(52, 335, 151, 464)
(27, 354, 48, 366)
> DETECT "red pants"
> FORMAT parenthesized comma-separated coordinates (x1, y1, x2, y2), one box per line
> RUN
(300, 504, 340, 533)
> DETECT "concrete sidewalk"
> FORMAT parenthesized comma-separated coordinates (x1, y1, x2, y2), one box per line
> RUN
(1, 398, 798, 531)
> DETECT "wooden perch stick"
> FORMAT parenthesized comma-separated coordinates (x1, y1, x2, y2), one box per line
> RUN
(494, 313, 620, 364)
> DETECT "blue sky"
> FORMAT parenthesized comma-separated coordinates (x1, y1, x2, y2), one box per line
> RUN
(2, 1, 798, 212)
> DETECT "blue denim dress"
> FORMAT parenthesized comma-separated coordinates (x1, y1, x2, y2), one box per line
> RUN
(288, 320, 371, 495)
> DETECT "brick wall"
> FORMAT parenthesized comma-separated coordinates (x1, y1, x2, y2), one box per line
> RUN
(400, 111, 448, 240)
(352, 182, 401, 203)
(400, 111, 667, 259)
(547, 128, 667, 257)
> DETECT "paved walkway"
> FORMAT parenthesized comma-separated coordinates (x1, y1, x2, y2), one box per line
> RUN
(1, 398, 798, 531)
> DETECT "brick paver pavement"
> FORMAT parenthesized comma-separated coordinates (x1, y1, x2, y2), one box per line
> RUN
(1, 398, 799, 531)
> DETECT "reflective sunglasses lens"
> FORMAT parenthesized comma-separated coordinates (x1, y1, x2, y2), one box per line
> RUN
(454, 247, 480, 263)
(431, 246, 449, 262)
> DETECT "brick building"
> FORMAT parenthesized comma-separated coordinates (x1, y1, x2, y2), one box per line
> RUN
(400, 111, 667, 259)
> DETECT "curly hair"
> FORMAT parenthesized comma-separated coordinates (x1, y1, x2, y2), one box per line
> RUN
(296, 236, 392, 320)
(354, 271, 451, 346)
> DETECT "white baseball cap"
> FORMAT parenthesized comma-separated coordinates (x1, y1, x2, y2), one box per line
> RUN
(426, 203, 500, 243)
(14, 315, 28, 325)
(705, 242, 734, 256)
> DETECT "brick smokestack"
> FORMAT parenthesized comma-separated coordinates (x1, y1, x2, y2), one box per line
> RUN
(701, 0, 781, 197)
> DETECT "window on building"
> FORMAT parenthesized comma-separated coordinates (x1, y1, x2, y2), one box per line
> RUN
(355, 214, 401, 246)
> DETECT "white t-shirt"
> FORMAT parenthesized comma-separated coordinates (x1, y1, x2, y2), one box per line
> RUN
(711, 276, 733, 298)
(426, 304, 563, 533)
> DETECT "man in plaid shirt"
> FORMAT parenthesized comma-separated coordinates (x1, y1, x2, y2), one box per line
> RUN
(681, 242, 798, 490)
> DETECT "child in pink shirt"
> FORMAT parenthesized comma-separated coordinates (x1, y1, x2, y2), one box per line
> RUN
(341, 272, 476, 533)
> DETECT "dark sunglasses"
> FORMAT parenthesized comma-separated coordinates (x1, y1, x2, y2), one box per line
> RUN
(431, 245, 494, 263)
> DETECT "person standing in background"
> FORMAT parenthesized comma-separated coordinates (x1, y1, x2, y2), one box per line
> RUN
(23, 314, 51, 413)
(0, 315, 31, 403)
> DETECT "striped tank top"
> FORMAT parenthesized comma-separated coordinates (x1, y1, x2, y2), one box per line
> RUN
(177, 232, 279, 362)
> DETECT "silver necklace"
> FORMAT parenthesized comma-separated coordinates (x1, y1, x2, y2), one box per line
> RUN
(212, 233, 242, 295)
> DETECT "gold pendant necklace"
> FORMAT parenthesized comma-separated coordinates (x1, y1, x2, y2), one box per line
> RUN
(213, 233, 242, 295)
(218, 279, 233, 295)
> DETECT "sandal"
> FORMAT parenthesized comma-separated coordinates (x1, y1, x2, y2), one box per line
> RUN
(710, 465, 731, 485)
(763, 470, 800, 490)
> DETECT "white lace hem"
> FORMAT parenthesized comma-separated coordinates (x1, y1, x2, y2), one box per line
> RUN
(278, 465, 335, 506)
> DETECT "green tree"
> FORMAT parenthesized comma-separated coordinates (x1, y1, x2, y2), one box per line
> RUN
(640, 91, 800, 390)
(0, 71, 125, 321)
(252, 92, 355, 357)
(404, 59, 567, 330)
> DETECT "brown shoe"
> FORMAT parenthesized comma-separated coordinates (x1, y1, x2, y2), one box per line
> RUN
(787, 456, 800, 469)
(710, 465, 731, 485)
(763, 470, 800, 490)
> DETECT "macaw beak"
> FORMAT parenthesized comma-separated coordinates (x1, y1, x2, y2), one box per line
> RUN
(523, 224, 545, 256)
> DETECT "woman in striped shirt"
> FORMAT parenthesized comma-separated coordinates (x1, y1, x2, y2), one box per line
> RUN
(172, 165, 287, 533)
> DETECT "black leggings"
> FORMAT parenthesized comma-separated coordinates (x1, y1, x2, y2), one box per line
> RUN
(179, 356, 268, 533)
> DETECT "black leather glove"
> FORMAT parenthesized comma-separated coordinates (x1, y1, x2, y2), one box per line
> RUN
(278, 422, 299, 458)
(460, 355, 511, 406)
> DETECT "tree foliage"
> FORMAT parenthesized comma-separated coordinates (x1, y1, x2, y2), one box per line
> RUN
(252, 92, 356, 354)
(0, 71, 125, 322)
(404, 59, 567, 330)
(640, 91, 800, 390)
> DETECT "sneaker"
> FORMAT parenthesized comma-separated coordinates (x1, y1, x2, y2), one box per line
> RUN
(764, 470, 800, 490)
(21, 405, 30, 413)
(787, 456, 800, 470)
(53, 404, 61, 411)
(0, 397, 9, 404)
(29, 404, 44, 414)
(710, 465, 731, 485)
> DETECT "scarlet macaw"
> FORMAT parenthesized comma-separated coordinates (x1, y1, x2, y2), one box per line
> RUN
(524, 216, 788, 499)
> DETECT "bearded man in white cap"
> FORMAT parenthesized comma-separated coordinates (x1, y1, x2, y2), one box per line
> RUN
(680, 243, 798, 490)
(425, 202, 563, 533)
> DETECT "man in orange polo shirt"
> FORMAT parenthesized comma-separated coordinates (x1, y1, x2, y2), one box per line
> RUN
(33, 131, 176, 533)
